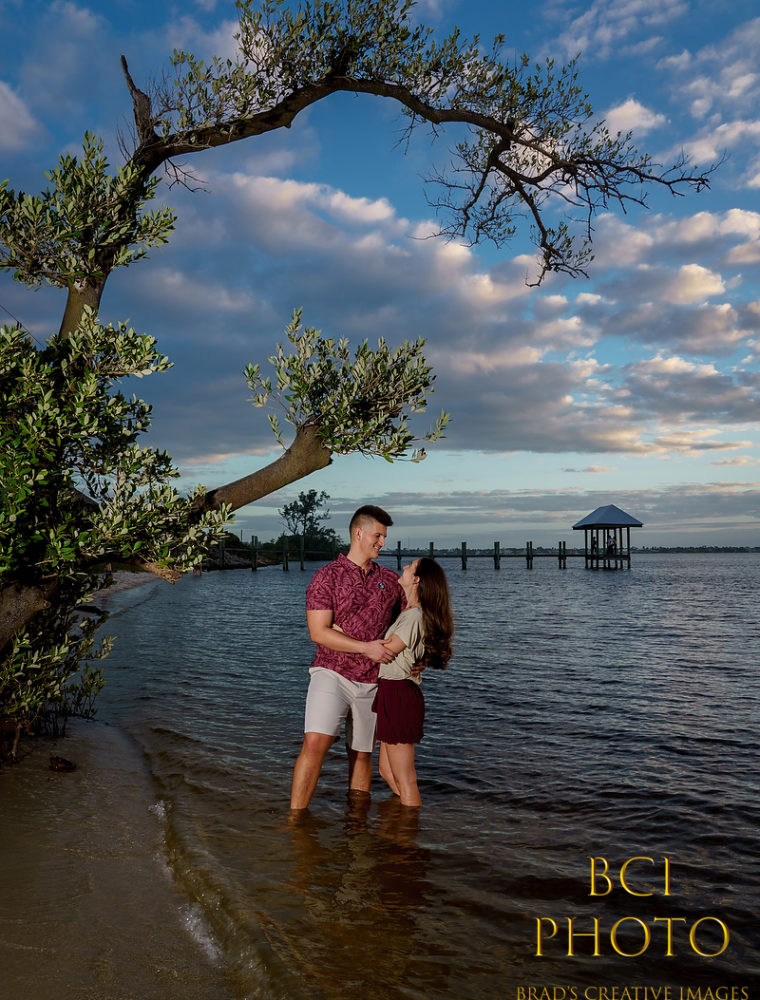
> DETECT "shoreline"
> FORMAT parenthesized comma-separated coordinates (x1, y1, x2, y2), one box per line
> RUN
(93, 569, 159, 597)
(0, 719, 235, 1000)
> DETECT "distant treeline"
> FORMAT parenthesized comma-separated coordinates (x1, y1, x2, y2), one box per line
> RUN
(634, 546, 760, 553)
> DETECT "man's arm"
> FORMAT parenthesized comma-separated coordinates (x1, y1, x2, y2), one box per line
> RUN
(307, 609, 395, 663)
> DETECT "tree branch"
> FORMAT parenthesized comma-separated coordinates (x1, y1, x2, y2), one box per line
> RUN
(193, 422, 333, 515)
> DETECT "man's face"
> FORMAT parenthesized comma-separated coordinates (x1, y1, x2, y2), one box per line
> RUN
(356, 519, 387, 561)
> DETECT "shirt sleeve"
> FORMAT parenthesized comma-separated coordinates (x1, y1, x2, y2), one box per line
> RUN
(380, 609, 424, 681)
(387, 610, 422, 650)
(305, 566, 334, 611)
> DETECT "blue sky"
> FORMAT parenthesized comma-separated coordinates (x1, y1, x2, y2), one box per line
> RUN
(1, 0, 759, 547)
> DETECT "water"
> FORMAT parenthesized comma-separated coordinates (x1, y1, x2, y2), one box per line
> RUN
(18, 555, 760, 997)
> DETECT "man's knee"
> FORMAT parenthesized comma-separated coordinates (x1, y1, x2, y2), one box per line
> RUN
(300, 731, 334, 760)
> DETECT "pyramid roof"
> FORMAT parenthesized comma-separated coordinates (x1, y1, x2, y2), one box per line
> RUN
(572, 504, 643, 529)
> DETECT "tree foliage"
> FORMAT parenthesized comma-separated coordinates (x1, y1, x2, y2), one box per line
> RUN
(0, 311, 229, 747)
(0, 134, 175, 337)
(279, 489, 339, 551)
(246, 310, 448, 464)
(143, 0, 713, 284)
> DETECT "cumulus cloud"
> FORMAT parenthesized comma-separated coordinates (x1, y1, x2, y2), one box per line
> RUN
(159, 14, 241, 62)
(604, 98, 667, 135)
(622, 352, 760, 427)
(3, 0, 758, 499)
(95, 152, 760, 468)
(547, 0, 688, 61)
(0, 80, 44, 151)
(671, 17, 760, 118)
(667, 264, 724, 304)
(656, 17, 760, 181)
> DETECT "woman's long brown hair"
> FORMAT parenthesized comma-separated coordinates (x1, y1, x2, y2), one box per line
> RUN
(415, 557, 454, 669)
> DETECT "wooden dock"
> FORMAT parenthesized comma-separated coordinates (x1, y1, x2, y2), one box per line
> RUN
(376, 540, 629, 570)
(215, 537, 632, 571)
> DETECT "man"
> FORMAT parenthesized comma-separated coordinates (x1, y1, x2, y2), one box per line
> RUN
(290, 504, 403, 810)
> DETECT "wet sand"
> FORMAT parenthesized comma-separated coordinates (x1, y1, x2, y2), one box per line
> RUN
(0, 721, 236, 1000)
(0, 576, 237, 1000)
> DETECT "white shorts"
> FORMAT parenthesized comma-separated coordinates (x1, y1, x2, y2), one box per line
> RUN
(304, 667, 378, 753)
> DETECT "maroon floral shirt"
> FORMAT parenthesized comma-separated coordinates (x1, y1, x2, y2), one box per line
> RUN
(305, 553, 403, 683)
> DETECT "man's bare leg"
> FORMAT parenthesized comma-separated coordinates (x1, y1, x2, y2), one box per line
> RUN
(347, 748, 372, 793)
(290, 732, 334, 810)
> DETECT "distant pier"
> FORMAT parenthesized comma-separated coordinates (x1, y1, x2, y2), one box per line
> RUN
(376, 540, 625, 570)
(215, 530, 637, 572)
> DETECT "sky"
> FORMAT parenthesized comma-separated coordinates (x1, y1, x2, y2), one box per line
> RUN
(1, 0, 759, 548)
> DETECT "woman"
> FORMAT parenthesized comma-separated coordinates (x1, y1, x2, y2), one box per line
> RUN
(373, 557, 454, 807)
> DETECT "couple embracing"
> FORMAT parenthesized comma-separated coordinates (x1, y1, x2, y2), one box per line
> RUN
(290, 505, 453, 811)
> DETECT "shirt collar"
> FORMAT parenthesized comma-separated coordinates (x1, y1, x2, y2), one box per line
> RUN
(338, 551, 377, 576)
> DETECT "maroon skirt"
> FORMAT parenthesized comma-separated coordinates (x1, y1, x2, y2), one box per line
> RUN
(372, 677, 425, 745)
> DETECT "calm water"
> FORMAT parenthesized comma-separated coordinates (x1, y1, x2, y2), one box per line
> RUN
(72, 555, 760, 996)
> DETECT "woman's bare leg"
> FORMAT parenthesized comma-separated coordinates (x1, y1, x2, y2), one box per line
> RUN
(378, 742, 401, 797)
(383, 742, 421, 807)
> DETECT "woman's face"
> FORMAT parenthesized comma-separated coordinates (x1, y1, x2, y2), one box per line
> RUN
(400, 559, 419, 588)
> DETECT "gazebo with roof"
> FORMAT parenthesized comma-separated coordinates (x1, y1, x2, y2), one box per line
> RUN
(572, 504, 643, 569)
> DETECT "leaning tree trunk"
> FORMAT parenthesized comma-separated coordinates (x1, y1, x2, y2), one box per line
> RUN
(195, 422, 332, 514)
(0, 424, 332, 654)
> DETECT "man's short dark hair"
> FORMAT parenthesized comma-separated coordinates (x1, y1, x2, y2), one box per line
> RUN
(350, 504, 393, 533)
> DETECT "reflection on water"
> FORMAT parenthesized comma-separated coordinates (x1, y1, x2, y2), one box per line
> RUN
(69, 555, 760, 995)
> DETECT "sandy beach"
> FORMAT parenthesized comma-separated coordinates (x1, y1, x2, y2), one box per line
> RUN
(0, 720, 236, 1000)
(0, 570, 236, 1000)
(93, 569, 160, 597)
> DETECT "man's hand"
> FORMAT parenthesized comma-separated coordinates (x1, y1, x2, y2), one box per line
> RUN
(309, 612, 395, 662)
(362, 638, 395, 663)
(333, 625, 393, 663)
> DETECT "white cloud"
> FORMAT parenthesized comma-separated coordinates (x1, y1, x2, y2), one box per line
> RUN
(728, 72, 758, 99)
(662, 18, 760, 177)
(721, 209, 760, 238)
(135, 266, 257, 318)
(164, 16, 241, 62)
(327, 191, 395, 224)
(593, 214, 656, 267)
(549, 0, 688, 60)
(667, 263, 724, 304)
(604, 98, 667, 135)
(651, 428, 742, 455)
(0, 80, 43, 151)
(449, 345, 545, 374)
(712, 455, 758, 467)
(633, 354, 719, 378)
